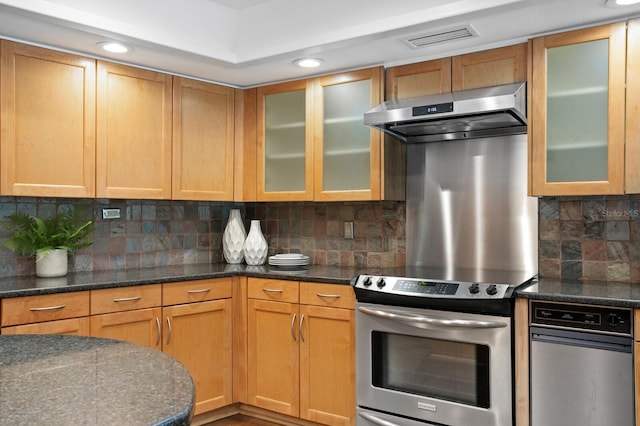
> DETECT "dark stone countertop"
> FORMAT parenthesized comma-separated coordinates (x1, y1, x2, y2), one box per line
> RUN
(516, 277, 640, 308)
(0, 334, 194, 425)
(0, 263, 462, 299)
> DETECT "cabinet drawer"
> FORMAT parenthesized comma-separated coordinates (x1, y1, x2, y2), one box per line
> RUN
(1, 291, 90, 326)
(247, 278, 298, 303)
(2, 317, 90, 336)
(300, 282, 355, 309)
(91, 284, 161, 315)
(163, 278, 232, 306)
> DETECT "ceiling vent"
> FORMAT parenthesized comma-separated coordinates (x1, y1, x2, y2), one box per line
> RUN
(403, 24, 478, 49)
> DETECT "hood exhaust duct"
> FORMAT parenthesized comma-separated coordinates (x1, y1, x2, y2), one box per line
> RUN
(364, 81, 527, 143)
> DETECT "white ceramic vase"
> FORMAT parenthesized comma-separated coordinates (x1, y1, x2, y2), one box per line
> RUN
(243, 220, 268, 266)
(36, 248, 68, 278)
(222, 209, 246, 264)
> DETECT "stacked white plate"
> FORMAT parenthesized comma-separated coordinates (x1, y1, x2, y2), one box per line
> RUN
(268, 253, 311, 268)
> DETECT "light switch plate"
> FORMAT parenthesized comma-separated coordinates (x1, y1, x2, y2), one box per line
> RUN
(102, 208, 121, 220)
(344, 222, 354, 239)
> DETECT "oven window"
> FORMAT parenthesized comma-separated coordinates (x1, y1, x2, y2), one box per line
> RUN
(371, 331, 490, 408)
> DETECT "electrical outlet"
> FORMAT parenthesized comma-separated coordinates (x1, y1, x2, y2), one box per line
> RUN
(344, 221, 354, 239)
(102, 208, 121, 220)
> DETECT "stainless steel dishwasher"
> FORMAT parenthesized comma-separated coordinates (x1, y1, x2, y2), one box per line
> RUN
(530, 301, 634, 426)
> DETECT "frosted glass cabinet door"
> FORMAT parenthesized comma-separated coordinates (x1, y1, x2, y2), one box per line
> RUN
(257, 80, 313, 201)
(531, 23, 626, 195)
(313, 68, 382, 201)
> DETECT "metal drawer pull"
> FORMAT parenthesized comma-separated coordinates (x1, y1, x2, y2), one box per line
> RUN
(299, 314, 305, 343)
(291, 313, 297, 341)
(316, 293, 341, 298)
(30, 305, 66, 311)
(358, 411, 399, 426)
(187, 288, 211, 294)
(112, 296, 142, 302)
(166, 317, 172, 345)
(262, 288, 284, 293)
(155, 317, 161, 347)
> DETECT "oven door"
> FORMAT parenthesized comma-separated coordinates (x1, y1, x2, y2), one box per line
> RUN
(356, 302, 512, 426)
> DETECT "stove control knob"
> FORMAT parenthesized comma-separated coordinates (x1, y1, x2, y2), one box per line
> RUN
(486, 285, 498, 296)
(376, 278, 386, 288)
(469, 283, 480, 294)
(362, 277, 373, 287)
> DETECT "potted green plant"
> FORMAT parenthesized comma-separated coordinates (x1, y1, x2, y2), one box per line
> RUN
(0, 206, 94, 277)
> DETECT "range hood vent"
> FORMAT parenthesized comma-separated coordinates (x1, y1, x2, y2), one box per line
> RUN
(404, 24, 478, 48)
(364, 81, 527, 143)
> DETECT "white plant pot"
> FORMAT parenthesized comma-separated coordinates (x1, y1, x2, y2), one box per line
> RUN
(36, 249, 68, 278)
(222, 209, 246, 264)
(243, 220, 268, 266)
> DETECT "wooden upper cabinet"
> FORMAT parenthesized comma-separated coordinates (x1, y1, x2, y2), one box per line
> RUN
(96, 62, 172, 199)
(385, 58, 452, 100)
(626, 19, 640, 194)
(172, 77, 235, 200)
(0, 41, 96, 197)
(530, 23, 626, 195)
(452, 43, 527, 91)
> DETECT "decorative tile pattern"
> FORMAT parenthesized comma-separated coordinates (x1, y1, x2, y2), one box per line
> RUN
(539, 195, 640, 282)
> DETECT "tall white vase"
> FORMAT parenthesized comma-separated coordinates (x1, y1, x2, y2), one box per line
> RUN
(36, 248, 68, 278)
(243, 220, 268, 266)
(222, 209, 246, 264)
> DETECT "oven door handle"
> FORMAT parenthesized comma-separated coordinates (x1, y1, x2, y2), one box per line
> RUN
(357, 306, 507, 329)
(358, 411, 401, 426)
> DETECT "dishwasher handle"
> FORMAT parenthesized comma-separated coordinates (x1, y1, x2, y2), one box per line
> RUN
(530, 326, 632, 353)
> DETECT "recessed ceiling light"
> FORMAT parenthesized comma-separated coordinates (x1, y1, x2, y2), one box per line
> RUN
(606, 0, 640, 6)
(97, 41, 131, 53)
(293, 58, 324, 68)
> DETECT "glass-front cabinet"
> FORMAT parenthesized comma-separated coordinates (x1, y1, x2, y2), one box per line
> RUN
(313, 68, 382, 201)
(530, 23, 626, 195)
(256, 67, 382, 201)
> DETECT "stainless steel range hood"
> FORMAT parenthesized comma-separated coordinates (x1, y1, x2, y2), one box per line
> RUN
(364, 81, 527, 143)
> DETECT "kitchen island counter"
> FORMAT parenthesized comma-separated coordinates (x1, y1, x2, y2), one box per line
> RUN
(0, 334, 194, 425)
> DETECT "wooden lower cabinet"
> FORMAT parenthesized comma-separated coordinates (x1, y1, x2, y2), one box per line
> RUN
(164, 298, 233, 415)
(2, 317, 89, 335)
(90, 307, 162, 348)
(246, 278, 356, 425)
(634, 310, 640, 426)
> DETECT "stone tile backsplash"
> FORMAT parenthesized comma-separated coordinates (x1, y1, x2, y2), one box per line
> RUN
(0, 197, 406, 278)
(538, 195, 640, 282)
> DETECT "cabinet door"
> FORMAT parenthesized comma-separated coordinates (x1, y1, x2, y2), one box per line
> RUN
(90, 307, 162, 349)
(452, 43, 527, 91)
(626, 19, 640, 194)
(2, 317, 89, 335)
(247, 298, 299, 416)
(299, 305, 355, 426)
(163, 299, 233, 415)
(173, 77, 235, 200)
(257, 80, 314, 201)
(530, 23, 626, 195)
(313, 67, 383, 201)
(0, 41, 96, 197)
(96, 62, 172, 199)
(385, 58, 452, 100)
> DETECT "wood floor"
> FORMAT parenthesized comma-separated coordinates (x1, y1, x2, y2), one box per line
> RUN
(207, 414, 279, 426)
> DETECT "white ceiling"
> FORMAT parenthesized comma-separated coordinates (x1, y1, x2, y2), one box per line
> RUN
(0, 0, 639, 88)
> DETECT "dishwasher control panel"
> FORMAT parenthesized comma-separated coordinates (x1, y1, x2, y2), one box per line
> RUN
(531, 301, 632, 335)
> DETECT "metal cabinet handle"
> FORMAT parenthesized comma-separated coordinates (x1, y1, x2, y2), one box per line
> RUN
(299, 314, 305, 343)
(290, 313, 297, 341)
(112, 296, 142, 302)
(357, 306, 508, 329)
(166, 316, 172, 345)
(186, 288, 211, 294)
(155, 317, 161, 347)
(30, 305, 65, 311)
(316, 293, 341, 298)
(262, 288, 284, 293)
